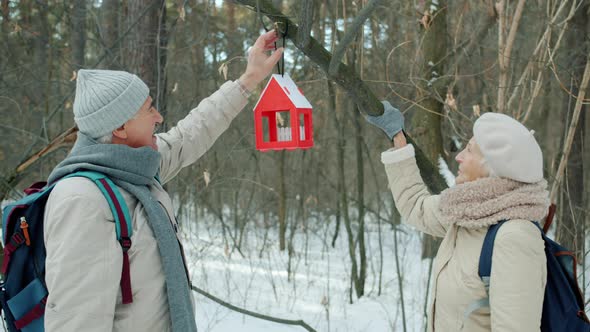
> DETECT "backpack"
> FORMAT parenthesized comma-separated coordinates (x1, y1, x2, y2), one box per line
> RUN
(0, 171, 134, 332)
(469, 218, 590, 331)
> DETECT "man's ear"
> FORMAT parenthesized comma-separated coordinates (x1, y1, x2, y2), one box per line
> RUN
(112, 124, 128, 140)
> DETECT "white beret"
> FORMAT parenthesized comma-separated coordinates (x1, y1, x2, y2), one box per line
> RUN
(473, 113, 543, 183)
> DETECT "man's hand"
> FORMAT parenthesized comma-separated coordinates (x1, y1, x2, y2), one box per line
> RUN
(239, 30, 284, 92)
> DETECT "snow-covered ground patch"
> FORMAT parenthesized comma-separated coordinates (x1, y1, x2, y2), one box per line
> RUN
(182, 213, 431, 332)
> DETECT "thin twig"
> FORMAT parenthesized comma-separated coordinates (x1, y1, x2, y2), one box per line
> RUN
(16, 126, 78, 173)
(328, 0, 384, 75)
(506, 0, 574, 113)
(547, 49, 590, 102)
(191, 285, 318, 332)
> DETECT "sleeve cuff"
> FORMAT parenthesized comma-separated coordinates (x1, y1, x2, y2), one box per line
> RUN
(381, 144, 415, 164)
(235, 79, 252, 98)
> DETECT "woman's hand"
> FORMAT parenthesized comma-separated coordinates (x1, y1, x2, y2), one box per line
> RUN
(392, 131, 407, 148)
(364, 101, 405, 142)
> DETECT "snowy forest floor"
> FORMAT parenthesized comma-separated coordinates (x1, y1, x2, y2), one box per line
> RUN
(3, 200, 590, 332)
(184, 212, 431, 332)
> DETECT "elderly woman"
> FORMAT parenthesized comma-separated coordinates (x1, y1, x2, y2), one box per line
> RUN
(366, 103, 550, 331)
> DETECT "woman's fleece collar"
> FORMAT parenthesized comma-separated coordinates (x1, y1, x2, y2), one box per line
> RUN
(439, 177, 550, 229)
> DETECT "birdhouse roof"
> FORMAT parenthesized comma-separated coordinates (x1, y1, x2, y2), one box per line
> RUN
(253, 73, 312, 110)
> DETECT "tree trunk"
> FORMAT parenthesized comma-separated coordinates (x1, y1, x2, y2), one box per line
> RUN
(188, 1, 206, 102)
(122, 0, 168, 116)
(71, 0, 86, 70)
(393, 220, 408, 332)
(278, 150, 287, 251)
(102, 0, 119, 66)
(224, 2, 242, 79)
(32, 1, 49, 108)
(557, 2, 589, 257)
(412, 0, 447, 259)
(328, 81, 342, 248)
(338, 106, 358, 301)
(156, 2, 168, 118)
(1, 0, 9, 33)
(562, 111, 586, 257)
(353, 105, 367, 298)
(351, 16, 366, 297)
(335, 0, 365, 299)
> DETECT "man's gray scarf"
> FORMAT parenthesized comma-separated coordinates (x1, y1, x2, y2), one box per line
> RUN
(48, 133, 197, 332)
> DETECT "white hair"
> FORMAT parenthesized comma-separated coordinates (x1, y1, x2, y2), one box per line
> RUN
(96, 133, 113, 144)
(480, 157, 497, 178)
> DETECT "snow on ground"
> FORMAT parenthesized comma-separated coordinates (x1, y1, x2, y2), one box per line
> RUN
(181, 211, 432, 332)
(3, 193, 590, 332)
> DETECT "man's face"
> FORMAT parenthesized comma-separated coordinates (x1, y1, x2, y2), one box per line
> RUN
(115, 96, 163, 150)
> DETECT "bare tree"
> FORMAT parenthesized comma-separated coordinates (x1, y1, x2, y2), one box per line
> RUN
(101, 0, 120, 67)
(554, 1, 589, 257)
(411, 0, 448, 258)
(71, 0, 86, 71)
(122, 0, 168, 116)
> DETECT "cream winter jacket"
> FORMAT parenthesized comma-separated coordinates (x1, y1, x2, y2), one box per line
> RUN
(382, 144, 548, 332)
(43, 81, 248, 332)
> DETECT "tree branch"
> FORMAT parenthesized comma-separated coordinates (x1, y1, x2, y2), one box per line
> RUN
(0, 126, 78, 201)
(191, 285, 318, 332)
(236, 0, 383, 116)
(235, 0, 448, 193)
(328, 0, 384, 76)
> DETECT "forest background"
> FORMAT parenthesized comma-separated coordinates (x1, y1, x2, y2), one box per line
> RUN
(0, 0, 589, 330)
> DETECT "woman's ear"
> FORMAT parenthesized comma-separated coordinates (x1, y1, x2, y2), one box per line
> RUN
(112, 124, 128, 140)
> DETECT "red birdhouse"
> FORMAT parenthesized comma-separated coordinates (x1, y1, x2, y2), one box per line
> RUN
(254, 74, 313, 151)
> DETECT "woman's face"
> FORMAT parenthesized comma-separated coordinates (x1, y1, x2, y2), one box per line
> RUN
(455, 137, 489, 184)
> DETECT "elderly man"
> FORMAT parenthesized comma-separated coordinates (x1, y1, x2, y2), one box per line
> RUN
(43, 31, 283, 332)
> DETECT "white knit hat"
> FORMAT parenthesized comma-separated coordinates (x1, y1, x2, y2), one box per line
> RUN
(73, 69, 149, 138)
(473, 113, 543, 183)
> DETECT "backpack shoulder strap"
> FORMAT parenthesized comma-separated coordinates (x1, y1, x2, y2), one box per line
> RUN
(463, 220, 507, 322)
(478, 220, 507, 285)
(65, 171, 134, 304)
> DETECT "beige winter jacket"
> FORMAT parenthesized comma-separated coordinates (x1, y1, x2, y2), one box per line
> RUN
(43, 81, 248, 332)
(382, 144, 548, 332)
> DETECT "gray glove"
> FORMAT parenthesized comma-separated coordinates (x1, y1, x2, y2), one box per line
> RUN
(364, 101, 405, 141)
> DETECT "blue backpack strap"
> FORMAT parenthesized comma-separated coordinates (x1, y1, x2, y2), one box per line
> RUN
(463, 220, 507, 322)
(478, 221, 507, 284)
(65, 171, 133, 304)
